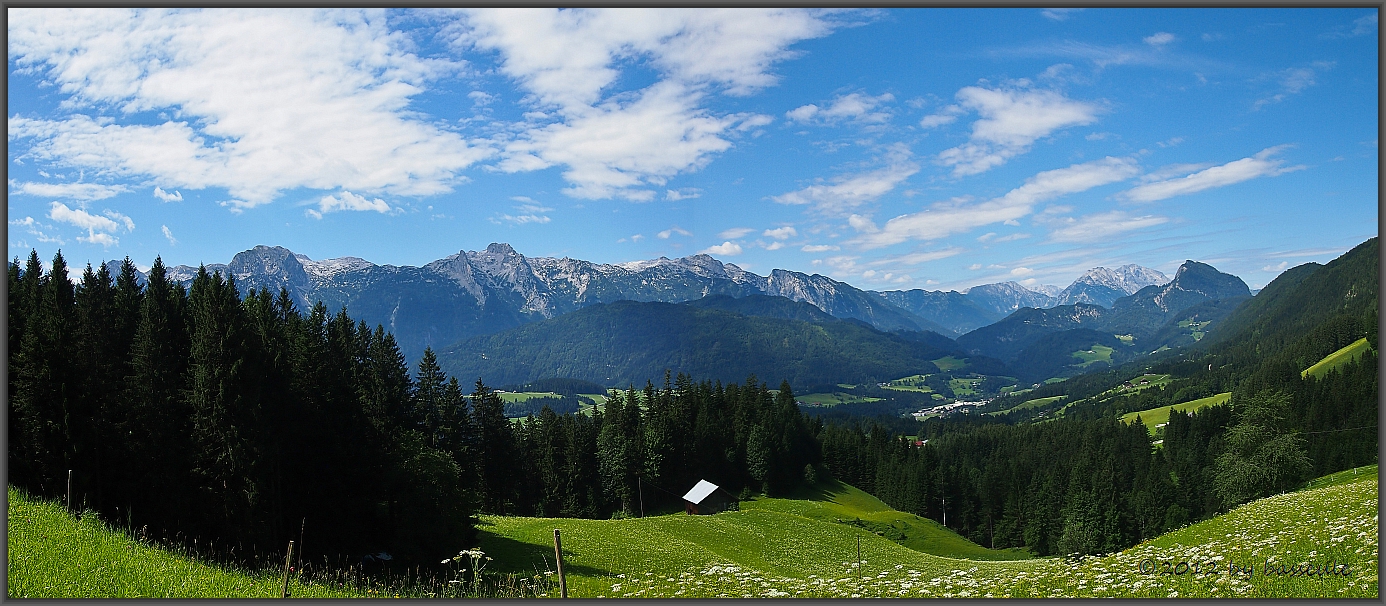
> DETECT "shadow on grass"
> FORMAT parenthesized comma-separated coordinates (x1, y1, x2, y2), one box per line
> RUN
(774, 477, 848, 503)
(474, 530, 612, 579)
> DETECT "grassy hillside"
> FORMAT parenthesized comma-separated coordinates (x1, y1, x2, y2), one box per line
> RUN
(740, 480, 1034, 561)
(1303, 337, 1374, 379)
(476, 470, 1376, 598)
(7, 486, 358, 598)
(1121, 392, 1232, 434)
(475, 480, 1046, 598)
(13, 466, 1376, 598)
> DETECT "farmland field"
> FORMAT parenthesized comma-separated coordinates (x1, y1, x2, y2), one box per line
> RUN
(1302, 337, 1373, 379)
(930, 356, 967, 372)
(988, 395, 1064, 416)
(497, 391, 565, 403)
(1071, 344, 1114, 368)
(796, 393, 884, 407)
(949, 377, 983, 396)
(1121, 392, 1232, 434)
(882, 374, 932, 393)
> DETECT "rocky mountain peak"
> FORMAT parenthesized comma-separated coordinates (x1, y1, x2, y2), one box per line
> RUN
(485, 242, 517, 255)
(228, 245, 309, 288)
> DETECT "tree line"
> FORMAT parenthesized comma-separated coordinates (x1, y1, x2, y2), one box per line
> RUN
(7, 251, 820, 566)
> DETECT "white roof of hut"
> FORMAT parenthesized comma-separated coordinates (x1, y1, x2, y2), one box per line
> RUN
(682, 479, 721, 504)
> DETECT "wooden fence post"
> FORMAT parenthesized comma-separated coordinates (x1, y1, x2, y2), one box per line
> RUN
(66, 470, 73, 515)
(281, 540, 295, 598)
(553, 529, 568, 598)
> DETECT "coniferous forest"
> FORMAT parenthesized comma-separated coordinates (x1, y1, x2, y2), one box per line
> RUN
(8, 240, 1377, 569)
(7, 251, 818, 566)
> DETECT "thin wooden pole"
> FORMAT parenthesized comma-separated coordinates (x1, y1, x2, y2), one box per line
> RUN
(66, 470, 73, 515)
(856, 534, 862, 582)
(297, 518, 305, 571)
(553, 529, 568, 598)
(638, 476, 645, 518)
(281, 540, 295, 598)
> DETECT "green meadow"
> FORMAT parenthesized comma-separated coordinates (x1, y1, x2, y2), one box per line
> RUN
(497, 391, 564, 403)
(1302, 337, 1373, 379)
(1121, 392, 1232, 435)
(930, 356, 967, 372)
(1071, 344, 1115, 368)
(9, 466, 1377, 598)
(988, 395, 1064, 416)
(6, 486, 358, 598)
(796, 392, 884, 406)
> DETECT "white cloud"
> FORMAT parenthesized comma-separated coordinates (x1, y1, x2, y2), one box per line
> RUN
(1010, 266, 1034, 276)
(1046, 210, 1169, 243)
(1041, 8, 1083, 21)
(305, 190, 392, 219)
(153, 186, 183, 202)
(666, 188, 702, 200)
(104, 209, 136, 231)
(10, 216, 65, 245)
(458, 8, 839, 200)
(10, 181, 129, 201)
(47, 201, 132, 248)
(1122, 146, 1304, 202)
(936, 85, 1102, 176)
(659, 226, 694, 239)
(700, 241, 743, 256)
(1351, 13, 1378, 36)
(762, 226, 797, 239)
(496, 214, 550, 224)
(1143, 32, 1176, 47)
(849, 156, 1139, 249)
(1261, 260, 1289, 272)
(801, 244, 839, 252)
(764, 241, 784, 250)
(978, 231, 1031, 243)
(161, 225, 177, 245)
(49, 201, 120, 232)
(497, 81, 747, 201)
(81, 232, 119, 248)
(919, 106, 962, 128)
(773, 144, 918, 215)
(786, 92, 894, 124)
(8, 9, 490, 206)
(866, 247, 963, 266)
(718, 227, 755, 239)
(1253, 64, 1331, 110)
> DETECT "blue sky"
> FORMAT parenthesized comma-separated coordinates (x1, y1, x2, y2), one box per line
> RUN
(7, 8, 1378, 291)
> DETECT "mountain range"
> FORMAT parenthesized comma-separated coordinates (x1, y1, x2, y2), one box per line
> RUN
(108, 243, 1183, 364)
(955, 260, 1251, 380)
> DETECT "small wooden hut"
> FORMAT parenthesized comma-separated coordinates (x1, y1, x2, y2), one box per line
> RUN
(682, 479, 736, 515)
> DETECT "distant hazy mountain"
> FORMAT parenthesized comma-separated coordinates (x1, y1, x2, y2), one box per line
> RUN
(872, 289, 1002, 336)
(955, 260, 1250, 381)
(961, 281, 1058, 317)
(875, 265, 1166, 335)
(116, 243, 943, 361)
(1055, 265, 1169, 307)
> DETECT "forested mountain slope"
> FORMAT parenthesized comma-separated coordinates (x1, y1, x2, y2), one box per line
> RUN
(438, 299, 971, 387)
